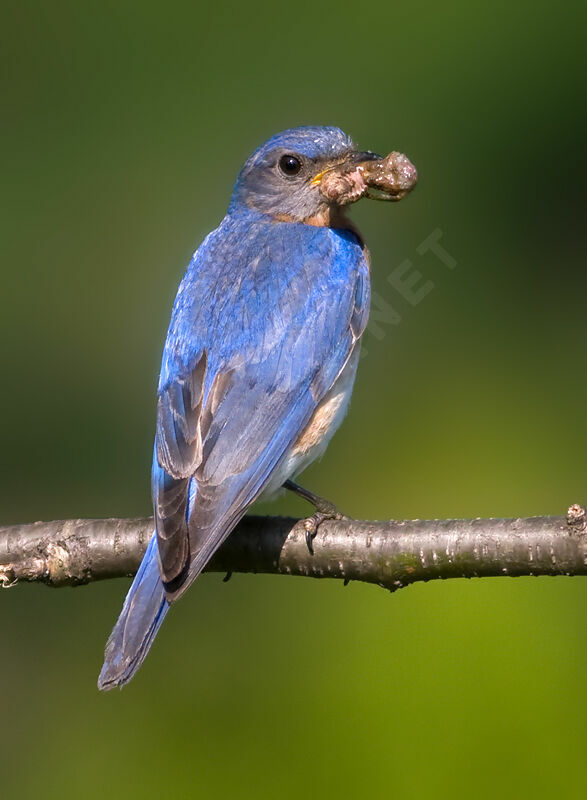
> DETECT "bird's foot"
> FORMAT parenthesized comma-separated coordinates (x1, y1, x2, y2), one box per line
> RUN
(283, 479, 347, 555)
(302, 509, 345, 554)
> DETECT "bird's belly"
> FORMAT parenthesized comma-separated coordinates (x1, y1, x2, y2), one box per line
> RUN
(260, 345, 360, 501)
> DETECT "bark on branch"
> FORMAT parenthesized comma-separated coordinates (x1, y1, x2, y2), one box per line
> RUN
(1, 505, 586, 592)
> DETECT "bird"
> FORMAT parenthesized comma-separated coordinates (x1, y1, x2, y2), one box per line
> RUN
(98, 125, 416, 690)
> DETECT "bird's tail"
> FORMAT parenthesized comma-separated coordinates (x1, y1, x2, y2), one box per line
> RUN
(98, 533, 169, 690)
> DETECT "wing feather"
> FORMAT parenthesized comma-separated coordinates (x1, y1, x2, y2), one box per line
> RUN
(153, 217, 370, 599)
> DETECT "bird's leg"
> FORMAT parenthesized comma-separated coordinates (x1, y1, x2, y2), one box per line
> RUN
(282, 479, 347, 554)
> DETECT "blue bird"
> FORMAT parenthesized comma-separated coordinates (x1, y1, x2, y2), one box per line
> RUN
(98, 126, 416, 689)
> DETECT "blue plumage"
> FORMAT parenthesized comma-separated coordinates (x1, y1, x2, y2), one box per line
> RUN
(98, 534, 168, 688)
(98, 127, 374, 689)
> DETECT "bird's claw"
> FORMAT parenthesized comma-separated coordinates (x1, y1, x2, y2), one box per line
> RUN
(304, 517, 318, 554)
(303, 510, 346, 555)
(282, 479, 347, 555)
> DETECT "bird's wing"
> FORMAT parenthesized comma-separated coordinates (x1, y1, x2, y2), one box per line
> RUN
(153, 218, 370, 600)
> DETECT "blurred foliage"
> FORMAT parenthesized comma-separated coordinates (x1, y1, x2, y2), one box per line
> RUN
(1, 1, 586, 797)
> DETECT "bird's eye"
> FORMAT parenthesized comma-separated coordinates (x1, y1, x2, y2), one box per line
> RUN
(278, 154, 302, 177)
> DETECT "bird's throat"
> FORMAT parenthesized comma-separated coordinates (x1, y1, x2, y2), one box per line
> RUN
(272, 205, 364, 245)
(304, 205, 365, 247)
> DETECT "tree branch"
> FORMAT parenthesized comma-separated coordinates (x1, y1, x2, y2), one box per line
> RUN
(1, 505, 586, 592)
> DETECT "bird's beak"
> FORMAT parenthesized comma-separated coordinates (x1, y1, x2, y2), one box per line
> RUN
(310, 151, 382, 187)
(314, 150, 417, 205)
(310, 169, 329, 187)
(348, 150, 384, 165)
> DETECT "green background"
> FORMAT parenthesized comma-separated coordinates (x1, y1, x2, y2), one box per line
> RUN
(1, 1, 585, 797)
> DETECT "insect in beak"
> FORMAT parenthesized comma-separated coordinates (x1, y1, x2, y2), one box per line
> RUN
(315, 151, 418, 205)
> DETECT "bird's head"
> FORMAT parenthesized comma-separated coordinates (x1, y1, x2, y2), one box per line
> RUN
(229, 126, 417, 227)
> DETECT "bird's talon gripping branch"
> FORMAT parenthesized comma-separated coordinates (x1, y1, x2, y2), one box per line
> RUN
(283, 478, 347, 552)
(303, 517, 317, 554)
(302, 510, 345, 554)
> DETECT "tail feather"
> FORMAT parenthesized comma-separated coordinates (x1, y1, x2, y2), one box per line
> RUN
(98, 534, 169, 690)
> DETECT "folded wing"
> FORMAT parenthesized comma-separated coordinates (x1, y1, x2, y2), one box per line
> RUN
(154, 219, 370, 601)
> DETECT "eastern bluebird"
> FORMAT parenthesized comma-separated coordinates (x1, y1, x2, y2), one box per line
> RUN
(98, 126, 416, 689)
